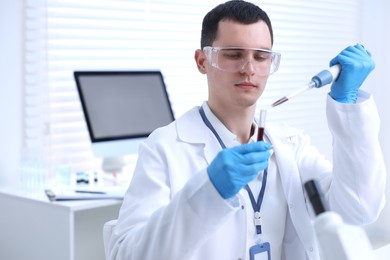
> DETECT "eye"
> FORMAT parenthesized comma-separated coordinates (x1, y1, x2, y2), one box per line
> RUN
(254, 51, 272, 61)
(221, 50, 244, 60)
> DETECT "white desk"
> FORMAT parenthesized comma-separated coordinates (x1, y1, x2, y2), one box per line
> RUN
(1, 186, 389, 260)
(0, 187, 122, 260)
(374, 243, 390, 259)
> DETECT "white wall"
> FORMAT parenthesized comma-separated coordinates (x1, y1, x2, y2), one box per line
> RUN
(0, 0, 23, 186)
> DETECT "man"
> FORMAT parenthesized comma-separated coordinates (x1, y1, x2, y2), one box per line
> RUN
(108, 1, 386, 259)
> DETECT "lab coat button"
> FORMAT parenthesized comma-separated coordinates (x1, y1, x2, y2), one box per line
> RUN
(309, 247, 314, 252)
(241, 205, 245, 210)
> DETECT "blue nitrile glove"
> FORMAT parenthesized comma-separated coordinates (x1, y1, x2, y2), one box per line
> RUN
(329, 44, 375, 103)
(207, 141, 272, 199)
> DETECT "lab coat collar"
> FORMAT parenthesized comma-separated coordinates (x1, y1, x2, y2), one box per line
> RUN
(200, 101, 239, 148)
(201, 101, 261, 146)
(175, 105, 259, 164)
(175, 106, 208, 144)
(175, 106, 222, 165)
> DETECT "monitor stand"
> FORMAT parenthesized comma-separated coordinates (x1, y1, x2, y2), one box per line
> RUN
(102, 156, 126, 173)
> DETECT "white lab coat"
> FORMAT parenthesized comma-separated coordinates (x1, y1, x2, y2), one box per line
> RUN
(109, 91, 386, 260)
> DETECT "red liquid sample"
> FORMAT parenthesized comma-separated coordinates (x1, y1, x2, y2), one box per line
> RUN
(257, 127, 264, 141)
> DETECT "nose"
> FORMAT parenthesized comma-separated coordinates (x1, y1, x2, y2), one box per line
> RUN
(240, 60, 256, 75)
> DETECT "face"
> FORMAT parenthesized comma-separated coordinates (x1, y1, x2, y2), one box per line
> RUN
(195, 20, 272, 111)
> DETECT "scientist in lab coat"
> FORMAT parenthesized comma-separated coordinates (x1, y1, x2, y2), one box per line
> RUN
(108, 1, 386, 259)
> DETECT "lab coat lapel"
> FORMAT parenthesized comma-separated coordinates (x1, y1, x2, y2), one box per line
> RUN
(203, 134, 223, 164)
(265, 124, 319, 256)
(175, 106, 222, 165)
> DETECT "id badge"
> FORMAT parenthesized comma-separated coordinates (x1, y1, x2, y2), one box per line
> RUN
(249, 242, 271, 260)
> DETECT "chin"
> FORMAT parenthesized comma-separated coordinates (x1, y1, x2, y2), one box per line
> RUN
(235, 98, 258, 108)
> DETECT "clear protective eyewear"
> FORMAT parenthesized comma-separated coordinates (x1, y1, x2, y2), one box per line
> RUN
(203, 46, 281, 75)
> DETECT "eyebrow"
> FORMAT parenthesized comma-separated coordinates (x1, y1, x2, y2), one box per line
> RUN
(219, 47, 273, 51)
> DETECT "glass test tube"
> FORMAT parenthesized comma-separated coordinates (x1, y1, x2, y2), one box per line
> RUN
(257, 109, 267, 141)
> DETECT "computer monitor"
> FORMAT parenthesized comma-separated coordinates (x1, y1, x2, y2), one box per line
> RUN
(74, 71, 174, 173)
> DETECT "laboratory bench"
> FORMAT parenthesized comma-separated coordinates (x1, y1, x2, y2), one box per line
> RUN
(0, 186, 389, 260)
(0, 187, 122, 260)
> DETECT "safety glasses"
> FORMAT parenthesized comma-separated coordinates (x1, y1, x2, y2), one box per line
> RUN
(203, 46, 281, 76)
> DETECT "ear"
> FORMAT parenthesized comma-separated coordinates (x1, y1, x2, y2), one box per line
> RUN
(194, 49, 207, 74)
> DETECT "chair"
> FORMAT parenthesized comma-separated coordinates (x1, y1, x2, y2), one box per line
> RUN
(103, 219, 117, 259)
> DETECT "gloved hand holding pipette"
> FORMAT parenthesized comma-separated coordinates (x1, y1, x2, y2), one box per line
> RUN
(329, 44, 375, 103)
(272, 44, 375, 107)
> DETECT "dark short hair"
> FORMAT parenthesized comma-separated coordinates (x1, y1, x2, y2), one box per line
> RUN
(200, 0, 274, 48)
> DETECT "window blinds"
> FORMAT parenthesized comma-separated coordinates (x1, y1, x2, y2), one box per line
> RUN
(24, 0, 359, 178)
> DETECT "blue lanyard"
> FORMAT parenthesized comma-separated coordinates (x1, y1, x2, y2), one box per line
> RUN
(199, 106, 267, 235)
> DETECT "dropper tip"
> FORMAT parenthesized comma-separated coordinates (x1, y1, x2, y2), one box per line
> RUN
(271, 97, 288, 107)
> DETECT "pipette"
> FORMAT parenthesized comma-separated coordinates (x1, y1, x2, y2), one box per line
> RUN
(272, 64, 341, 107)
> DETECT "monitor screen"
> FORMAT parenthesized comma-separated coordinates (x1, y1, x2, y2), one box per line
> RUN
(74, 71, 174, 159)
